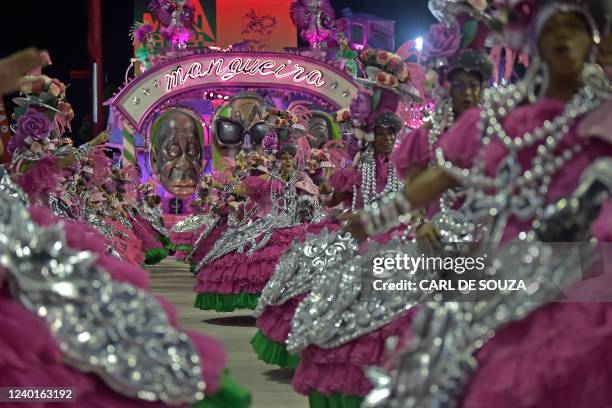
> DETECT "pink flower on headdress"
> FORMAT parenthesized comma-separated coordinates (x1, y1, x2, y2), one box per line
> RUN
(31, 78, 46, 94)
(16, 108, 52, 144)
(423, 22, 462, 60)
(58, 101, 75, 121)
(375, 50, 390, 66)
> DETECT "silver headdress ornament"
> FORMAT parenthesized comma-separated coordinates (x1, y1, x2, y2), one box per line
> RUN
(0, 167, 206, 405)
(428, 0, 493, 25)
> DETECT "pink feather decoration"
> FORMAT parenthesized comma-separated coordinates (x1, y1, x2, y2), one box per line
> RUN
(322, 140, 349, 169)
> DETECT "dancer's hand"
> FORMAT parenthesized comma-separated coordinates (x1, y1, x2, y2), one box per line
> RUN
(90, 130, 109, 146)
(416, 222, 441, 253)
(342, 211, 369, 243)
(0, 48, 48, 95)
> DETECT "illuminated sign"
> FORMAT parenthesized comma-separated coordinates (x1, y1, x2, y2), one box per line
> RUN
(114, 52, 358, 131)
(164, 57, 325, 92)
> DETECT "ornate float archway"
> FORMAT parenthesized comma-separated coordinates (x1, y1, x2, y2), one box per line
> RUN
(111, 51, 359, 132)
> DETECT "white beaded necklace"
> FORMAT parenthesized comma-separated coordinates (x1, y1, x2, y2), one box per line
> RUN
(351, 148, 403, 211)
(436, 82, 602, 242)
(428, 98, 455, 163)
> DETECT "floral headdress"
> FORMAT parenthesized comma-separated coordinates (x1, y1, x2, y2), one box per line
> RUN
(356, 48, 421, 102)
(10, 75, 74, 155)
(423, 0, 494, 86)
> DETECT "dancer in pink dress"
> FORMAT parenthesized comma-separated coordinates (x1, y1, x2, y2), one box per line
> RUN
(5, 73, 146, 265)
(252, 108, 405, 370)
(0, 64, 250, 407)
(170, 176, 219, 262)
(193, 121, 320, 312)
(343, 2, 612, 407)
(0, 167, 250, 408)
(284, 9, 494, 405)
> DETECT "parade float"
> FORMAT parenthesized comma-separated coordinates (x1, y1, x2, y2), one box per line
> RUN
(104, 0, 427, 216)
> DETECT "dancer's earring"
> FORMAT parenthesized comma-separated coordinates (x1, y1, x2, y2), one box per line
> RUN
(525, 56, 549, 104)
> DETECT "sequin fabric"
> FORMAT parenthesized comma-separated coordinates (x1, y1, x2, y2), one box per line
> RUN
(254, 230, 359, 317)
(172, 213, 218, 234)
(195, 170, 302, 270)
(285, 190, 480, 353)
(362, 159, 612, 408)
(0, 168, 207, 405)
(362, 240, 596, 408)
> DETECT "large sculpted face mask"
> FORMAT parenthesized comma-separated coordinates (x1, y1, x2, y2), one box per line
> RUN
(214, 96, 268, 152)
(308, 113, 331, 148)
(151, 111, 202, 198)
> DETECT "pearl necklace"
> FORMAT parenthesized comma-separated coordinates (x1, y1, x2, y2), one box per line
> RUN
(428, 98, 455, 163)
(436, 82, 602, 241)
(352, 148, 403, 211)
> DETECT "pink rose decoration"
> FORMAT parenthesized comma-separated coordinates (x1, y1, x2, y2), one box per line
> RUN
(375, 50, 390, 66)
(16, 108, 52, 144)
(31, 79, 46, 94)
(422, 22, 461, 60)
(49, 84, 61, 97)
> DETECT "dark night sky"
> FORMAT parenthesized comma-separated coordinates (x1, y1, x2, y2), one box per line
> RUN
(0, 0, 433, 142)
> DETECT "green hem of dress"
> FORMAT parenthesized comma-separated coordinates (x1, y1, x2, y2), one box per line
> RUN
(192, 370, 251, 408)
(144, 247, 169, 265)
(194, 293, 260, 312)
(250, 329, 299, 369)
(308, 391, 363, 408)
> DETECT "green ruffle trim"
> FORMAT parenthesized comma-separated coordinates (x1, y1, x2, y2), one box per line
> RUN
(250, 330, 299, 369)
(193, 370, 251, 408)
(144, 247, 169, 265)
(308, 391, 363, 408)
(190, 263, 199, 275)
(156, 234, 172, 248)
(175, 244, 193, 253)
(194, 292, 260, 312)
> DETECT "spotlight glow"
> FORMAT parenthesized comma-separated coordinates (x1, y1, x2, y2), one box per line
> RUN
(415, 37, 423, 51)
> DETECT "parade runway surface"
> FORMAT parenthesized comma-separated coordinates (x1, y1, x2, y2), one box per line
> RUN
(147, 258, 308, 408)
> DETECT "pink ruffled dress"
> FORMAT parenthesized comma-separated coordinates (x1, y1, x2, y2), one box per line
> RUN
(193, 176, 309, 312)
(189, 221, 229, 274)
(254, 156, 400, 370)
(107, 218, 145, 266)
(171, 224, 207, 261)
(12, 154, 65, 205)
(132, 214, 164, 252)
(429, 99, 612, 407)
(289, 145, 427, 400)
(0, 205, 248, 408)
(131, 213, 168, 265)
